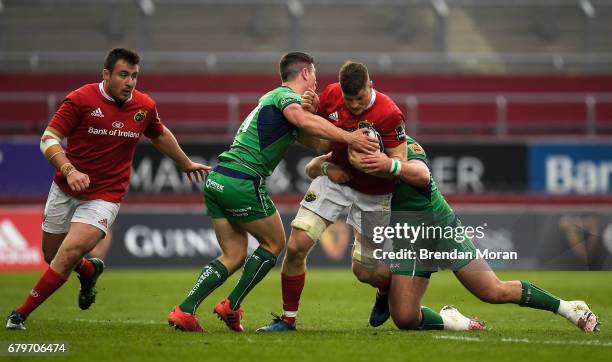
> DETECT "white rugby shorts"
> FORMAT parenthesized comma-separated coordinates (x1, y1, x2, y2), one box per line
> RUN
(42, 182, 120, 236)
(298, 175, 391, 237)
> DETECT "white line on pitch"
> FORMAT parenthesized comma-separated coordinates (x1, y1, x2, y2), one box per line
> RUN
(45, 318, 166, 325)
(434, 335, 612, 347)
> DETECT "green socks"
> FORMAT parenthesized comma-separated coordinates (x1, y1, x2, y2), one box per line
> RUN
(519, 280, 561, 313)
(179, 259, 229, 314)
(419, 306, 445, 330)
(228, 247, 277, 310)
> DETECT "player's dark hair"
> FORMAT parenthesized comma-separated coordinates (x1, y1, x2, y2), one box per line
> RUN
(279, 52, 314, 82)
(339, 61, 369, 97)
(104, 48, 140, 73)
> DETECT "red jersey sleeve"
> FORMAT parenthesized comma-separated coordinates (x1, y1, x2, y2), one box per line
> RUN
(48, 91, 82, 137)
(143, 103, 165, 138)
(378, 106, 406, 150)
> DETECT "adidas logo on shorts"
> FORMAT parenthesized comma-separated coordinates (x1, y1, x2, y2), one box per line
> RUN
(98, 218, 108, 227)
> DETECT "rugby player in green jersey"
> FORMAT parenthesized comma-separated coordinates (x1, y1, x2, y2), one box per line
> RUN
(167, 52, 379, 332)
(303, 136, 600, 332)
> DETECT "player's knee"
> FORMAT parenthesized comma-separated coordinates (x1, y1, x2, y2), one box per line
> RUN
(391, 309, 421, 330)
(352, 262, 375, 285)
(264, 238, 286, 256)
(286, 239, 309, 263)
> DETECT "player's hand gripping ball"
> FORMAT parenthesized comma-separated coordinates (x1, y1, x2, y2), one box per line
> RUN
(348, 126, 384, 172)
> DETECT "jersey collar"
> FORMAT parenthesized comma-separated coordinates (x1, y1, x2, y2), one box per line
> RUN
(365, 89, 377, 111)
(99, 81, 133, 103)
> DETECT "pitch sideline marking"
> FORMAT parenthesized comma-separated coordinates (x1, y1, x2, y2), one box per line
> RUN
(44, 317, 166, 325)
(434, 335, 612, 347)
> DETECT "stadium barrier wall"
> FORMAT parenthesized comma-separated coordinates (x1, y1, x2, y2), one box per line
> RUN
(1, 140, 530, 198)
(3, 140, 611, 200)
(1, 207, 611, 271)
(528, 142, 612, 195)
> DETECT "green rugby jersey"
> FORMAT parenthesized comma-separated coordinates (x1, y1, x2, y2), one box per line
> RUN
(218, 86, 301, 177)
(391, 137, 455, 226)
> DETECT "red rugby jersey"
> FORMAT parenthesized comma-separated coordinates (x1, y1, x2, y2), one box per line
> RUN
(49, 82, 164, 202)
(317, 83, 406, 195)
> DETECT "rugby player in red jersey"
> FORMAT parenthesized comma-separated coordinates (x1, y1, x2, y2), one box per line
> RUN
(6, 48, 210, 330)
(258, 61, 407, 331)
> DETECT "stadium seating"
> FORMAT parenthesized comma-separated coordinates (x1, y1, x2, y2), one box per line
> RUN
(1, 73, 611, 137)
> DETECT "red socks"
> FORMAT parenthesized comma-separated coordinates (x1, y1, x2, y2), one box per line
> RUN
(281, 273, 306, 325)
(74, 258, 95, 280)
(16, 267, 67, 318)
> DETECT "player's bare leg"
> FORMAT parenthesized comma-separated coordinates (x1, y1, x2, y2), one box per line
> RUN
(455, 258, 600, 332)
(89, 230, 113, 260)
(169, 217, 247, 332)
(41, 231, 67, 264)
(390, 275, 485, 331)
(282, 228, 317, 276)
(214, 212, 286, 332)
(6, 223, 104, 330)
(454, 259, 521, 304)
(389, 275, 429, 329)
(350, 231, 393, 327)
(258, 208, 331, 332)
(50, 223, 102, 278)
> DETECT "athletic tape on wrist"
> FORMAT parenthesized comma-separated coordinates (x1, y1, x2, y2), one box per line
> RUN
(60, 163, 74, 177)
(321, 161, 330, 176)
(389, 159, 402, 176)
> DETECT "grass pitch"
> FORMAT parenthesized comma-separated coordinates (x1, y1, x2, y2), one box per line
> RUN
(1, 269, 610, 362)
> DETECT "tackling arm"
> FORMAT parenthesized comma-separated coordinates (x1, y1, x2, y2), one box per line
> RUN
(304, 154, 352, 184)
(296, 130, 332, 155)
(359, 152, 430, 188)
(283, 103, 378, 154)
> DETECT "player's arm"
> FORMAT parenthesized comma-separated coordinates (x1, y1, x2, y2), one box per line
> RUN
(296, 130, 331, 155)
(348, 142, 408, 178)
(385, 142, 407, 162)
(283, 103, 378, 154)
(149, 126, 211, 182)
(359, 151, 430, 188)
(40, 126, 90, 192)
(304, 154, 352, 184)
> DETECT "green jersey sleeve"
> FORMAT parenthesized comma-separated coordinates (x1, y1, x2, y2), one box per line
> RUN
(406, 137, 428, 164)
(274, 89, 301, 111)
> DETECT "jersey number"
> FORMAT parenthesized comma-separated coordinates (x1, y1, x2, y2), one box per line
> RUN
(239, 104, 263, 133)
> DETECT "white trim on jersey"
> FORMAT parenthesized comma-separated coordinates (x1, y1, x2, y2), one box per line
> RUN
(365, 89, 377, 111)
(98, 81, 133, 103)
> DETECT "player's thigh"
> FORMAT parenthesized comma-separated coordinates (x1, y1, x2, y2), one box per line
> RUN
(212, 217, 248, 270)
(239, 211, 286, 255)
(389, 274, 429, 323)
(50, 199, 119, 266)
(41, 231, 67, 263)
(50, 222, 105, 276)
